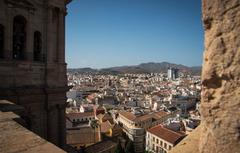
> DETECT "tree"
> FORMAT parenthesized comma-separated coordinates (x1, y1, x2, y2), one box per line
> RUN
(90, 119, 99, 143)
(115, 141, 125, 153)
(125, 140, 134, 153)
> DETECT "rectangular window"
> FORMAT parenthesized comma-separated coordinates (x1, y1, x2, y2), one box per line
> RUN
(152, 144, 155, 151)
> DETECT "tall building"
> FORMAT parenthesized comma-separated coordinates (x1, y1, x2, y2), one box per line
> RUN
(167, 67, 179, 80)
(0, 0, 71, 149)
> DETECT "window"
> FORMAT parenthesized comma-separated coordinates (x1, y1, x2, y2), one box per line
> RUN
(164, 143, 167, 149)
(33, 31, 42, 61)
(152, 144, 155, 150)
(153, 137, 155, 142)
(169, 145, 172, 150)
(160, 140, 163, 146)
(13, 15, 27, 60)
(0, 24, 4, 58)
(156, 139, 159, 144)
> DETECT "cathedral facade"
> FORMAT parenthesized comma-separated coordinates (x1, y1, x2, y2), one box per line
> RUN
(0, 0, 71, 148)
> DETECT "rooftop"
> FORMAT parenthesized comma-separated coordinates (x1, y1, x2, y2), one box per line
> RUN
(147, 124, 186, 145)
(67, 111, 95, 118)
(84, 140, 117, 153)
(119, 110, 169, 122)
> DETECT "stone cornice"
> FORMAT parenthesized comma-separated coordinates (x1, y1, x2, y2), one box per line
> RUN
(4, 0, 36, 11)
(0, 86, 70, 95)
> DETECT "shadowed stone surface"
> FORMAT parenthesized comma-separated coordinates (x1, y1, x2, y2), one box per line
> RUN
(0, 0, 72, 148)
(0, 102, 66, 153)
(0, 100, 24, 112)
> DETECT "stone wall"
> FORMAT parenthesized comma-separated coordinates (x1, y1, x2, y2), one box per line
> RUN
(171, 0, 240, 153)
(201, 0, 240, 153)
(0, 0, 71, 149)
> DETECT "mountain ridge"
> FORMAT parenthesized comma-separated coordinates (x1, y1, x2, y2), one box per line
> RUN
(68, 62, 202, 75)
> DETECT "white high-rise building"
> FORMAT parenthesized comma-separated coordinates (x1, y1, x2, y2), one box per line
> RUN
(167, 67, 179, 80)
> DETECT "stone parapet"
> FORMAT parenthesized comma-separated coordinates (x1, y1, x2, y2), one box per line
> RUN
(0, 100, 66, 153)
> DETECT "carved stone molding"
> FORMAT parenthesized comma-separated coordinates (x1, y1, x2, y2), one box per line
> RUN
(5, 0, 36, 12)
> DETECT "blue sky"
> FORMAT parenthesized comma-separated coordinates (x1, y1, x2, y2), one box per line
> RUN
(66, 0, 204, 68)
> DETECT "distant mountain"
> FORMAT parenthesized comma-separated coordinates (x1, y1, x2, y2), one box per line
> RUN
(68, 67, 97, 73)
(68, 62, 202, 75)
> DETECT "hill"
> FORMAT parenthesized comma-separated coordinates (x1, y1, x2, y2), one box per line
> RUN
(68, 62, 202, 75)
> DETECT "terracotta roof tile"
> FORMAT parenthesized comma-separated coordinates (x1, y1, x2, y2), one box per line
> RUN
(101, 121, 112, 133)
(147, 125, 186, 145)
(85, 140, 117, 153)
(119, 111, 136, 121)
(67, 112, 94, 118)
(119, 111, 169, 122)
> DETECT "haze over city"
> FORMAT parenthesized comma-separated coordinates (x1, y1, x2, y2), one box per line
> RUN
(66, 0, 204, 69)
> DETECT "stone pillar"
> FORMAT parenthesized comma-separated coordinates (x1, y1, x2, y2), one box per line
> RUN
(58, 104, 66, 148)
(4, 7, 13, 60)
(26, 13, 33, 61)
(47, 105, 59, 146)
(200, 0, 240, 153)
(46, 6, 54, 63)
(58, 9, 65, 64)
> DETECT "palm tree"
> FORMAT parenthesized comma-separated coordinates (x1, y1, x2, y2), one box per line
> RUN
(90, 119, 99, 143)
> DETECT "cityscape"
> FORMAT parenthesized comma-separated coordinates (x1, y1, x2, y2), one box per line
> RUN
(0, 0, 239, 153)
(66, 65, 201, 153)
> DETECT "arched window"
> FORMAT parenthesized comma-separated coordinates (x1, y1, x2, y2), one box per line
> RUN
(13, 15, 27, 60)
(33, 31, 42, 61)
(0, 24, 4, 58)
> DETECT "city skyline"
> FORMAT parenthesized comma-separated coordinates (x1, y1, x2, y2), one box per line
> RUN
(66, 0, 203, 69)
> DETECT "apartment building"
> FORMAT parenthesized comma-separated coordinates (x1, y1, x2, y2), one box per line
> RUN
(146, 125, 185, 153)
(117, 110, 179, 153)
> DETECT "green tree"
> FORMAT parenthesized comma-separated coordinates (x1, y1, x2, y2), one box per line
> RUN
(90, 119, 99, 143)
(115, 141, 125, 153)
(125, 140, 134, 153)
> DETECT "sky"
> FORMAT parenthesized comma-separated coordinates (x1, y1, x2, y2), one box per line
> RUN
(66, 0, 204, 69)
